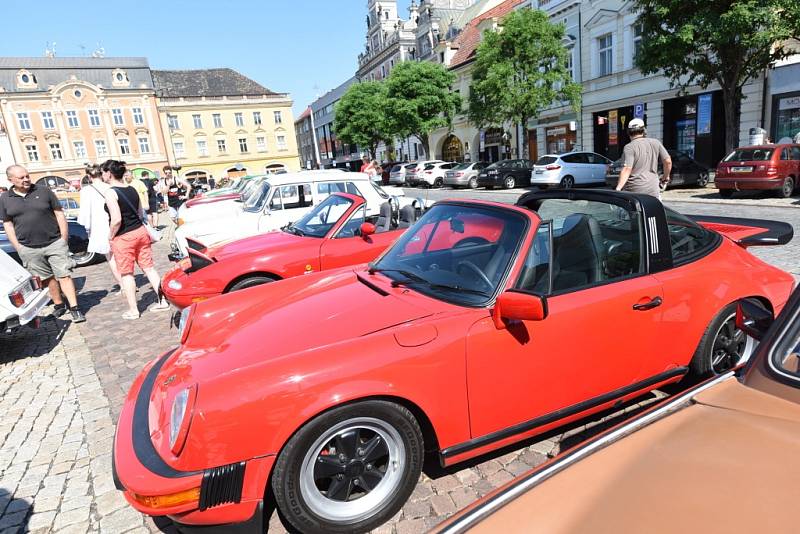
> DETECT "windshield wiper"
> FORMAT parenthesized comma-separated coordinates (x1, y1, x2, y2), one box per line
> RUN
(283, 225, 305, 236)
(368, 266, 492, 296)
(368, 266, 428, 287)
(425, 283, 491, 297)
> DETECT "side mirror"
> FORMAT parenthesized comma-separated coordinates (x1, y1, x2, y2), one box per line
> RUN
(492, 290, 547, 330)
(735, 298, 774, 341)
(360, 222, 376, 237)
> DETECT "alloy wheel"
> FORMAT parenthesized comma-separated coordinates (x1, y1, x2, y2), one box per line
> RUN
(468, 177, 478, 189)
(560, 176, 574, 188)
(697, 172, 709, 187)
(503, 176, 516, 189)
(709, 314, 755, 374)
(70, 251, 95, 267)
(780, 177, 794, 198)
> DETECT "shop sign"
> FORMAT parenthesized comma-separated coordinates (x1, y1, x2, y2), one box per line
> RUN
(479, 130, 486, 151)
(634, 103, 645, 119)
(697, 93, 712, 135)
(484, 129, 504, 145)
(779, 96, 800, 110)
(546, 126, 567, 136)
(609, 109, 618, 145)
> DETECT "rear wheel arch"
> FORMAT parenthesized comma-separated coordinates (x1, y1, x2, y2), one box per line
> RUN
(223, 271, 282, 293)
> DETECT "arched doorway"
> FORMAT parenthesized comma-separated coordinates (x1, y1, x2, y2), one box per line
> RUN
(442, 134, 464, 162)
(131, 167, 155, 180)
(227, 167, 247, 179)
(265, 163, 287, 174)
(39, 175, 69, 190)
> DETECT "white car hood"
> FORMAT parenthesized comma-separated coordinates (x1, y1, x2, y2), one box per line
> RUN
(176, 210, 261, 241)
(0, 250, 30, 288)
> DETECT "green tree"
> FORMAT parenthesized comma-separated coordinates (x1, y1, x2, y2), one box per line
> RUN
(634, 0, 800, 154)
(468, 8, 581, 160)
(334, 81, 391, 159)
(385, 61, 462, 159)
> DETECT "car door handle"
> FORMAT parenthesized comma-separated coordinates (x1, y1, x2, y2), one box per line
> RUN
(633, 297, 662, 311)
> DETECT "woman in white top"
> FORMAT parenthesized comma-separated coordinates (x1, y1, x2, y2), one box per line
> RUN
(78, 164, 123, 289)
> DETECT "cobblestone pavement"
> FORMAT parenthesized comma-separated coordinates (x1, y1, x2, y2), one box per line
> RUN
(0, 190, 796, 533)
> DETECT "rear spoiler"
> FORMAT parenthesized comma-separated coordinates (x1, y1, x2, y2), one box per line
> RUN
(689, 215, 793, 247)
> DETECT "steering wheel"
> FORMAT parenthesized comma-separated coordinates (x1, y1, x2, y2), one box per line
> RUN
(456, 261, 493, 292)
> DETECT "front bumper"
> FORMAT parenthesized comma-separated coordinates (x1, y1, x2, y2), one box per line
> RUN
(113, 351, 274, 532)
(715, 176, 785, 190)
(476, 174, 501, 186)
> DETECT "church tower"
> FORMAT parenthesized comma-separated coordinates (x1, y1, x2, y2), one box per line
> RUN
(365, 1, 401, 54)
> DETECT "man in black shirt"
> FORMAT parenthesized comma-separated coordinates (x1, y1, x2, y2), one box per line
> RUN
(0, 165, 85, 322)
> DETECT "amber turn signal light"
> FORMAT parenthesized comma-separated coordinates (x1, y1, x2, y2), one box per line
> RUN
(130, 486, 200, 509)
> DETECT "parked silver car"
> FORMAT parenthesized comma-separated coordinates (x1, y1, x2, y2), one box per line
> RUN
(443, 161, 489, 189)
(530, 152, 612, 188)
(388, 162, 410, 185)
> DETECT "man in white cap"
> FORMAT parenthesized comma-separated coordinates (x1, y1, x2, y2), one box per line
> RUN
(615, 118, 672, 199)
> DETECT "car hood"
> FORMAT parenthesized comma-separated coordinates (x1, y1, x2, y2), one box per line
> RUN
(185, 193, 239, 208)
(173, 269, 436, 378)
(207, 229, 307, 260)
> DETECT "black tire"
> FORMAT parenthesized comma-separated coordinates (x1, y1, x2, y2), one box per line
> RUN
(272, 400, 423, 534)
(778, 177, 794, 198)
(689, 303, 755, 378)
(468, 177, 478, 189)
(227, 275, 276, 292)
(695, 171, 710, 188)
(503, 175, 516, 189)
(433, 177, 443, 188)
(560, 175, 575, 189)
(718, 189, 734, 198)
(71, 251, 97, 267)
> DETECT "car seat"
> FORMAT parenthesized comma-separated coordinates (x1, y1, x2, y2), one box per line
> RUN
(551, 214, 605, 291)
(398, 205, 416, 228)
(375, 202, 393, 233)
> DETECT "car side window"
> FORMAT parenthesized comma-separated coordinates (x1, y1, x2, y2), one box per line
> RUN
(515, 222, 552, 294)
(561, 154, 579, 164)
(664, 208, 717, 264)
(534, 199, 643, 293)
(279, 184, 312, 210)
(781, 149, 790, 161)
(269, 190, 283, 211)
(336, 205, 368, 238)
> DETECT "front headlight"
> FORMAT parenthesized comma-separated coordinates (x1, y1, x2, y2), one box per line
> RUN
(169, 385, 196, 455)
(177, 305, 194, 344)
(167, 279, 183, 291)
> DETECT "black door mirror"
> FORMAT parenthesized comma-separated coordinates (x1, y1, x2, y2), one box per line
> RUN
(735, 298, 774, 341)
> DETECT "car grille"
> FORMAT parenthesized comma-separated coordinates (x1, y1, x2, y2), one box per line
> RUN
(199, 461, 246, 510)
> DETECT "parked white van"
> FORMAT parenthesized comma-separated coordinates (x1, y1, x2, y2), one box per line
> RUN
(172, 170, 423, 256)
(0, 249, 49, 334)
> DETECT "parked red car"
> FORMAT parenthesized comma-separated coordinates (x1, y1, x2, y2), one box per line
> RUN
(161, 193, 416, 309)
(715, 143, 800, 198)
(114, 190, 794, 534)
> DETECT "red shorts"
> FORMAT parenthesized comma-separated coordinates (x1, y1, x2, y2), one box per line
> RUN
(111, 226, 154, 275)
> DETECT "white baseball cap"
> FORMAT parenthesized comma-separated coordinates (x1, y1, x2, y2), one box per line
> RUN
(628, 118, 645, 129)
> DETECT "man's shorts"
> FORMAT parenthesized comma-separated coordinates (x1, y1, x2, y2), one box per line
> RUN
(111, 226, 154, 276)
(17, 239, 74, 279)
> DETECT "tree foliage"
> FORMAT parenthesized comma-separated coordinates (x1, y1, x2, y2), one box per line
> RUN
(384, 61, 462, 158)
(634, 0, 800, 152)
(468, 8, 581, 159)
(334, 81, 391, 159)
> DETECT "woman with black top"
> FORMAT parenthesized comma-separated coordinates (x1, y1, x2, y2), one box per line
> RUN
(102, 160, 169, 319)
(141, 170, 160, 227)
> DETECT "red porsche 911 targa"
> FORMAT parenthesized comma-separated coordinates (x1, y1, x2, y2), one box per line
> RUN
(113, 190, 794, 534)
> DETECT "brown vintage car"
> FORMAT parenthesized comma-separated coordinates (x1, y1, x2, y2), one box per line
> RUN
(434, 289, 800, 534)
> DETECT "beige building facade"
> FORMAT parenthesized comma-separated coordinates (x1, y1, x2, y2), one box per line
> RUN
(153, 69, 299, 182)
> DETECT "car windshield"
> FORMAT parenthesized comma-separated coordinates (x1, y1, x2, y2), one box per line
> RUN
(452, 163, 472, 171)
(391, 165, 403, 172)
(535, 156, 558, 165)
(405, 163, 418, 170)
(287, 194, 353, 238)
(724, 148, 774, 162)
(487, 161, 511, 169)
(242, 181, 271, 211)
(370, 204, 527, 306)
(370, 181, 390, 199)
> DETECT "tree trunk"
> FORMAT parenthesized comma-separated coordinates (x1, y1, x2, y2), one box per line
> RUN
(418, 133, 431, 160)
(520, 117, 530, 160)
(722, 86, 742, 156)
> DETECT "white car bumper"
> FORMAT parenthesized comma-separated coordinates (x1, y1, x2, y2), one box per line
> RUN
(1, 287, 50, 332)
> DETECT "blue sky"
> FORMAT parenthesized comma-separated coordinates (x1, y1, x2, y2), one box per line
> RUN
(1, 0, 411, 118)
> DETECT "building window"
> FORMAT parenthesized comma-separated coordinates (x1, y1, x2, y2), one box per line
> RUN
(256, 136, 266, 151)
(95, 140, 108, 157)
(173, 141, 185, 158)
(381, 65, 386, 78)
(598, 34, 613, 77)
(238, 137, 248, 153)
(73, 141, 87, 159)
(274, 111, 282, 124)
(566, 48, 574, 80)
(49, 143, 63, 160)
(25, 144, 39, 162)
(88, 109, 101, 127)
(112, 108, 124, 126)
(167, 114, 180, 129)
(118, 138, 130, 155)
(41, 111, 55, 130)
(217, 139, 227, 153)
(235, 113, 244, 127)
(213, 113, 222, 128)
(632, 23, 644, 62)
(138, 137, 150, 154)
(66, 110, 80, 128)
(196, 139, 208, 156)
(253, 111, 262, 125)
(277, 135, 287, 150)
(192, 114, 203, 129)
(17, 112, 31, 131)
(132, 107, 144, 125)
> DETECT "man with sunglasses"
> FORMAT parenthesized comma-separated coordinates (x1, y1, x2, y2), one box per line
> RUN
(0, 165, 84, 322)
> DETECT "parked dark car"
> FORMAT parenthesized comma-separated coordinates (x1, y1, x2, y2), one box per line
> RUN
(605, 149, 711, 191)
(476, 159, 535, 189)
(716, 144, 800, 198)
(0, 219, 95, 267)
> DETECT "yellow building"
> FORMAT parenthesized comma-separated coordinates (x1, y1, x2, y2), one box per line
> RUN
(153, 69, 299, 182)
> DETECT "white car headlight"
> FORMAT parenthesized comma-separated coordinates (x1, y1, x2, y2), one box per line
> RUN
(169, 386, 195, 455)
(177, 306, 192, 343)
(167, 279, 183, 291)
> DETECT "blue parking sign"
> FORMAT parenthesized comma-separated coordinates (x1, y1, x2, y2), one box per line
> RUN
(634, 103, 644, 119)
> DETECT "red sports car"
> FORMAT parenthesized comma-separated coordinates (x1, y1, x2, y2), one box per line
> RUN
(113, 190, 794, 534)
(161, 193, 417, 309)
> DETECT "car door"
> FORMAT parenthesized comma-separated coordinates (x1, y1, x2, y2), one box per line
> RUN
(319, 203, 402, 269)
(465, 198, 665, 438)
(587, 153, 610, 183)
(791, 146, 800, 178)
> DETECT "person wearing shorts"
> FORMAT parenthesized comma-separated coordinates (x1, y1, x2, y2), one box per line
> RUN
(0, 165, 85, 322)
(102, 160, 169, 320)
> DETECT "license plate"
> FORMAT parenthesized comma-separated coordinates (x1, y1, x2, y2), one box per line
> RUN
(535, 170, 544, 174)
(21, 281, 34, 299)
(731, 166, 752, 173)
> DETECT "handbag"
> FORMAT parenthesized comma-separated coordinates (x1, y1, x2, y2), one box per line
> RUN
(115, 187, 161, 243)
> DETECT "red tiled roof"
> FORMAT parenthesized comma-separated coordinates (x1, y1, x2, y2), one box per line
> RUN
(297, 106, 312, 121)
(448, 0, 525, 69)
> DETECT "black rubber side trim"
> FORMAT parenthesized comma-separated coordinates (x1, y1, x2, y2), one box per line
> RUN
(356, 273, 389, 296)
(441, 367, 688, 459)
(199, 462, 246, 510)
(132, 350, 202, 478)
